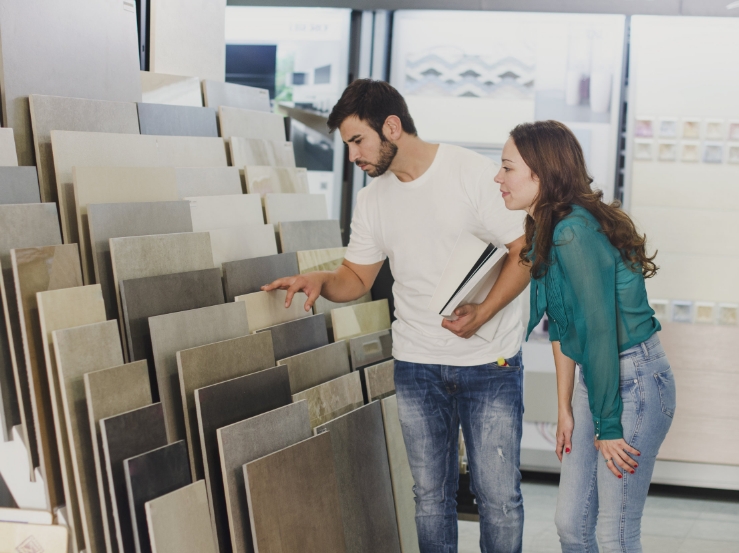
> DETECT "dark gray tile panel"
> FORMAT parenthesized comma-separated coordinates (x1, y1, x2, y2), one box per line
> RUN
(349, 329, 393, 371)
(222, 253, 298, 301)
(256, 314, 328, 362)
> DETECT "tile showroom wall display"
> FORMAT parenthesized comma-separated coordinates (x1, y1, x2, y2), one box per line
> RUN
(100, 404, 167, 553)
(244, 433, 346, 553)
(349, 329, 393, 371)
(145, 481, 217, 553)
(332, 300, 392, 343)
(124, 441, 191, 553)
(229, 138, 296, 168)
(217, 402, 311, 553)
(235, 290, 311, 333)
(172, 167, 243, 198)
(277, 341, 351, 395)
(87, 201, 193, 319)
(278, 220, 343, 254)
(257, 314, 329, 362)
(0, 167, 40, 204)
(244, 166, 309, 197)
(140, 71, 203, 107)
(176, 332, 275, 480)
(28, 95, 140, 204)
(292, 371, 363, 429)
(0, 128, 18, 166)
(365, 360, 396, 402)
(202, 81, 271, 113)
(53, 321, 125, 553)
(186, 194, 264, 231)
(222, 253, 299, 301)
(218, 107, 286, 142)
(206, 226, 279, 269)
(264, 193, 329, 228)
(316, 402, 401, 553)
(149, 302, 250, 443)
(0, 0, 141, 167)
(85, 361, 151, 553)
(195, 366, 292, 553)
(0, 521, 68, 553)
(137, 103, 218, 137)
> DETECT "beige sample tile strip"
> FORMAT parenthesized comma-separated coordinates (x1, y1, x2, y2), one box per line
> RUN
(291, 371, 363, 429)
(235, 290, 311, 333)
(141, 71, 203, 107)
(658, 412, 739, 465)
(244, 166, 309, 197)
(229, 138, 296, 168)
(277, 341, 351, 395)
(331, 299, 392, 343)
(0, 521, 68, 553)
(218, 106, 286, 141)
(202, 80, 270, 112)
(0, 507, 53, 525)
(207, 226, 278, 269)
(0, 128, 18, 166)
(264, 193, 329, 228)
(366, 360, 396, 402)
(173, 167, 243, 198)
(186, 194, 264, 231)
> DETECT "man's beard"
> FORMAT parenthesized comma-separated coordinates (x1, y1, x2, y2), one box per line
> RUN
(360, 140, 398, 178)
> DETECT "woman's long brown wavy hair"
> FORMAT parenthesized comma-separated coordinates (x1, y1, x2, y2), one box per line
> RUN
(510, 120, 658, 280)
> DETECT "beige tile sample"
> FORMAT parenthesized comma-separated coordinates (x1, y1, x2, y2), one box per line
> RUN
(278, 341, 351, 395)
(366, 360, 396, 402)
(141, 71, 203, 107)
(202, 80, 270, 112)
(0, 508, 53, 525)
(0, 521, 68, 553)
(173, 167, 243, 198)
(332, 300, 392, 343)
(207, 225, 278, 268)
(0, 128, 18, 166)
(186, 194, 264, 231)
(229, 138, 296, 168)
(218, 106, 286, 141)
(235, 290, 311, 333)
(244, 166, 309, 197)
(292, 371, 363, 429)
(264, 193, 329, 228)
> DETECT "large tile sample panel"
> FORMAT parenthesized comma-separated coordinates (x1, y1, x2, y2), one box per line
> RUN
(0, 128, 18, 166)
(173, 167, 242, 198)
(101, 404, 167, 553)
(145, 481, 217, 553)
(236, 290, 310, 333)
(28, 95, 140, 204)
(350, 329, 393, 370)
(202, 81, 270, 112)
(244, 166, 308, 197)
(207, 226, 278, 268)
(316, 402, 401, 553)
(0, 521, 68, 553)
(195, 366, 292, 553)
(176, 332, 275, 479)
(332, 300, 392, 343)
(217, 402, 311, 553)
(229, 138, 296, 168)
(278, 341, 351, 394)
(141, 71, 203, 107)
(523, 372, 558, 424)
(292, 372, 363, 429)
(0, 0, 141, 167)
(257, 314, 328, 361)
(149, 302, 250, 443)
(85, 361, 151, 553)
(187, 195, 264, 231)
(264, 193, 328, 228)
(137, 103, 218, 137)
(222, 253, 298, 301)
(279, 220, 342, 253)
(53, 321, 124, 553)
(244, 432, 346, 553)
(124, 441, 191, 553)
(218, 107, 286, 141)
(365, 360, 396, 402)
(0, 167, 40, 204)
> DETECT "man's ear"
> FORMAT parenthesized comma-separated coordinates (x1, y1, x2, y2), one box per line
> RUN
(383, 115, 403, 141)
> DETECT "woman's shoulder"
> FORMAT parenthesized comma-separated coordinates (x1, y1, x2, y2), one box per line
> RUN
(553, 204, 601, 240)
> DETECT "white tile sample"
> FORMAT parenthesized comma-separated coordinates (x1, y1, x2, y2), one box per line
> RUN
(235, 290, 311, 333)
(229, 138, 296, 168)
(244, 166, 309, 198)
(186, 195, 264, 231)
(264, 194, 329, 229)
(202, 81, 270, 112)
(0, 128, 18, 166)
(141, 71, 203, 107)
(218, 106, 286, 141)
(207, 226, 278, 268)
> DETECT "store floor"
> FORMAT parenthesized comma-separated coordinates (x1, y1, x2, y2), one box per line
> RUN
(457, 479, 739, 552)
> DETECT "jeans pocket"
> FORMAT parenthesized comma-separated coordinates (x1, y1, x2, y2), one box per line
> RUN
(653, 368, 676, 418)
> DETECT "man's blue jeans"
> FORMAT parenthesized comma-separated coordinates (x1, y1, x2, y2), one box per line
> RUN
(394, 352, 525, 553)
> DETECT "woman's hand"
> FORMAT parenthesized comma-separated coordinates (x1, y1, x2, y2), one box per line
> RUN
(595, 438, 640, 478)
(556, 411, 574, 462)
(441, 303, 492, 339)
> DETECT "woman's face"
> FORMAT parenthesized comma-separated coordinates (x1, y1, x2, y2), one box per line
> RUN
(495, 138, 540, 213)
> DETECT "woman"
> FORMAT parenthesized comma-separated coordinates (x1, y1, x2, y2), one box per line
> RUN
(495, 120, 676, 552)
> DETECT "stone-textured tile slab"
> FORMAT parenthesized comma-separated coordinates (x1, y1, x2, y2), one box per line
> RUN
(316, 402, 401, 553)
(0, 128, 18, 166)
(149, 303, 250, 443)
(279, 220, 342, 253)
(381, 395, 420, 553)
(223, 253, 298, 301)
(0, 520, 68, 552)
(217, 402, 311, 553)
(244, 166, 308, 197)
(53, 321, 124, 553)
(101, 404, 167, 553)
(523, 372, 558, 424)
(229, 138, 296, 168)
(196, 366, 292, 553)
(332, 300, 392, 343)
(350, 329, 393, 371)
(207, 226, 278, 268)
(176, 333, 275, 480)
(145, 481, 217, 553)
(0, 167, 40, 204)
(173, 167, 242, 198)
(244, 433, 346, 553)
(236, 290, 310, 333)
(186, 195, 264, 231)
(137, 103, 218, 137)
(257, 314, 328, 362)
(29, 95, 140, 205)
(87, 201, 193, 320)
(292, 372, 363, 429)
(277, 341, 350, 395)
(141, 71, 203, 107)
(365, 360, 396, 402)
(202, 81, 270, 112)
(124, 441, 191, 553)
(264, 194, 328, 229)
(219, 106, 286, 141)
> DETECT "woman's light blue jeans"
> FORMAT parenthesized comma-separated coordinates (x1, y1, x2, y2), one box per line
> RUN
(555, 333, 676, 552)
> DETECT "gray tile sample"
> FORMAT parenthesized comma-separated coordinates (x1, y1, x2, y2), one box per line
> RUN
(277, 341, 351, 395)
(349, 329, 393, 371)
(278, 220, 343, 253)
(202, 81, 270, 112)
(137, 103, 218, 137)
(218, 106, 286, 141)
(216, 402, 311, 553)
(244, 433, 346, 553)
(365, 360, 396, 402)
(222, 253, 298, 301)
(195, 366, 292, 553)
(292, 372, 364, 429)
(176, 333, 275, 479)
(229, 138, 296, 168)
(119, 268, 224, 368)
(0, 128, 18, 166)
(256, 314, 328, 362)
(101, 403, 167, 553)
(124, 441, 191, 553)
(316, 402, 401, 553)
(0, 167, 40, 204)
(87, 201, 193, 320)
(149, 302, 250, 443)
(523, 371, 559, 424)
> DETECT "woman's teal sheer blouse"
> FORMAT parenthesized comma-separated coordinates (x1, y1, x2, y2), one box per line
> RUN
(526, 205, 660, 440)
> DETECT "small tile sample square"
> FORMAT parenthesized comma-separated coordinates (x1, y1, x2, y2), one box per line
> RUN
(349, 329, 393, 371)
(229, 137, 296, 168)
(235, 290, 311, 333)
(331, 299, 392, 343)
(658, 141, 677, 162)
(216, 402, 311, 553)
(694, 302, 716, 324)
(244, 433, 346, 553)
(0, 128, 18, 166)
(648, 299, 669, 322)
(203, 80, 271, 112)
(703, 142, 724, 164)
(186, 194, 264, 232)
(671, 300, 693, 323)
(244, 166, 309, 197)
(222, 253, 298, 301)
(141, 71, 203, 107)
(277, 341, 351, 395)
(682, 119, 701, 139)
(0, 521, 68, 553)
(0, 167, 40, 204)
(718, 303, 739, 326)
(137, 103, 218, 137)
(728, 144, 739, 165)
(292, 371, 363, 429)
(657, 118, 677, 138)
(705, 120, 725, 140)
(218, 106, 286, 141)
(195, 366, 292, 553)
(207, 225, 279, 268)
(680, 141, 700, 162)
(264, 194, 329, 228)
(257, 313, 328, 362)
(633, 140, 653, 161)
(728, 121, 739, 141)
(634, 118, 653, 138)
(365, 360, 396, 402)
(279, 220, 343, 253)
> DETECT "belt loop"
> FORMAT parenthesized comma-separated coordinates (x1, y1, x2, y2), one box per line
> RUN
(640, 341, 649, 359)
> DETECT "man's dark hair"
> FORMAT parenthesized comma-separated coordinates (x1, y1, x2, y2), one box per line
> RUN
(327, 79, 417, 138)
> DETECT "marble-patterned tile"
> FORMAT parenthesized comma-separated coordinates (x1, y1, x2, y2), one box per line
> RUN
(207, 226, 279, 268)
(257, 314, 328, 362)
(264, 194, 329, 229)
(137, 103, 218, 137)
(173, 167, 242, 198)
(524, 372, 558, 424)
(195, 366, 292, 553)
(85, 361, 151, 553)
(296, 247, 346, 274)
(292, 371, 363, 429)
(244, 433, 346, 553)
(124, 441, 191, 553)
(0, 520, 68, 552)
(53, 321, 124, 553)
(278, 341, 351, 395)
(349, 329, 393, 371)
(222, 253, 298, 301)
(0, 128, 18, 166)
(218, 106, 286, 141)
(279, 220, 342, 254)
(0, 167, 40, 204)
(217, 402, 311, 553)
(186, 194, 264, 232)
(141, 71, 203, 107)
(100, 404, 167, 553)
(202, 81, 270, 112)
(332, 300, 392, 343)
(176, 332, 275, 480)
(149, 302, 250, 443)
(229, 138, 296, 168)
(244, 166, 308, 197)
(365, 360, 396, 402)
(145, 481, 217, 553)
(316, 402, 401, 553)
(235, 290, 311, 333)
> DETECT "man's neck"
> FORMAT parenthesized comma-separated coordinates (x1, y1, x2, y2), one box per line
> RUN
(389, 135, 439, 183)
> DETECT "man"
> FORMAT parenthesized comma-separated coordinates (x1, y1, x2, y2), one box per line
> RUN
(264, 79, 530, 553)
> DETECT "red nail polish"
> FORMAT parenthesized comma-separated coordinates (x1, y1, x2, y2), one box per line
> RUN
(618, 475, 623, 479)
(630, 470, 635, 474)
(565, 448, 570, 453)
(637, 453, 641, 456)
